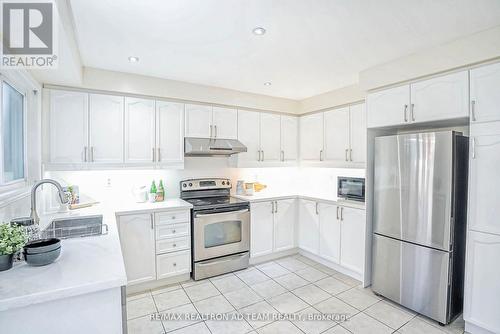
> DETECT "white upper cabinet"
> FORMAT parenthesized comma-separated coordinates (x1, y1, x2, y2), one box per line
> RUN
(468, 122, 500, 235)
(280, 115, 298, 162)
(300, 113, 324, 162)
(464, 230, 500, 334)
(49, 90, 88, 163)
(298, 199, 320, 254)
(349, 103, 366, 164)
(212, 106, 238, 139)
(324, 107, 350, 163)
(118, 214, 156, 285)
(260, 113, 281, 163)
(185, 104, 212, 138)
(367, 85, 410, 128)
(88, 94, 124, 163)
(470, 62, 500, 123)
(156, 101, 184, 164)
(237, 110, 261, 163)
(250, 201, 274, 258)
(410, 71, 469, 123)
(319, 203, 341, 263)
(124, 97, 156, 163)
(339, 206, 365, 274)
(274, 199, 296, 252)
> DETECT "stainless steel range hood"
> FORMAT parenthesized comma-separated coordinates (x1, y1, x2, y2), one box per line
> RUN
(184, 137, 247, 156)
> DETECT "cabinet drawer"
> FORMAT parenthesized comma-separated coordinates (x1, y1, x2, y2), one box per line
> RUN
(156, 222, 189, 239)
(156, 236, 190, 254)
(155, 211, 189, 225)
(156, 250, 191, 280)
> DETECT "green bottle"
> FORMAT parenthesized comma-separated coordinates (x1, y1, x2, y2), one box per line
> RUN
(157, 180, 165, 202)
(150, 181, 157, 194)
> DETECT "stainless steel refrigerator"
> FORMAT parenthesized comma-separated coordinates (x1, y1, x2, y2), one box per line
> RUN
(372, 131, 468, 325)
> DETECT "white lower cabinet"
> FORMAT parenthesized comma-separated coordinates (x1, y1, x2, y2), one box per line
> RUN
(250, 199, 296, 258)
(117, 214, 156, 285)
(319, 203, 341, 263)
(464, 230, 500, 334)
(299, 199, 365, 275)
(298, 199, 320, 254)
(118, 209, 191, 286)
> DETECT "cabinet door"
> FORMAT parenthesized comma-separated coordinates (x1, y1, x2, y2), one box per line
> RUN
(274, 199, 296, 252)
(185, 104, 212, 138)
(470, 62, 500, 123)
(319, 203, 341, 263)
(212, 106, 237, 139)
(124, 97, 156, 163)
(250, 201, 274, 257)
(367, 85, 410, 128)
(340, 207, 365, 274)
(237, 110, 261, 164)
(298, 199, 320, 254)
(156, 101, 184, 164)
(299, 113, 324, 161)
(280, 116, 298, 162)
(349, 103, 366, 164)
(324, 107, 350, 163)
(260, 113, 281, 162)
(89, 94, 124, 163)
(410, 71, 469, 123)
(49, 90, 88, 163)
(118, 214, 156, 285)
(468, 122, 500, 235)
(464, 230, 500, 334)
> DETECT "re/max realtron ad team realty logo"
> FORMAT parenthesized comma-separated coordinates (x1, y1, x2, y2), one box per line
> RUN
(1, 0, 58, 68)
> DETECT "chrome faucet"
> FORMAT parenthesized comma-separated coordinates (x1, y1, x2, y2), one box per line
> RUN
(30, 179, 69, 225)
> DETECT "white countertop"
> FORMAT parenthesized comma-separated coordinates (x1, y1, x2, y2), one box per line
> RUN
(0, 198, 192, 312)
(233, 191, 366, 210)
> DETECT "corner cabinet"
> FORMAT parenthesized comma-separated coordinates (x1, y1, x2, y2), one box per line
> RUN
(470, 62, 500, 123)
(250, 199, 296, 258)
(117, 214, 156, 285)
(367, 70, 469, 128)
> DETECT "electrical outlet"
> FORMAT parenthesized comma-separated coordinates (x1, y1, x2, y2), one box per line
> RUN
(106, 178, 112, 188)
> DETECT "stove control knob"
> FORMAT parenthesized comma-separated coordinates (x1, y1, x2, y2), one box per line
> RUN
(222, 181, 225, 185)
(189, 183, 193, 187)
(227, 181, 231, 186)
(182, 184, 187, 188)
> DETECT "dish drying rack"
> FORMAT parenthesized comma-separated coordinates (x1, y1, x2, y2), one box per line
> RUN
(40, 223, 109, 239)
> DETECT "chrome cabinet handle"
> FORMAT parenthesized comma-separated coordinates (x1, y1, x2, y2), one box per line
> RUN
(209, 125, 213, 138)
(411, 104, 415, 121)
(349, 149, 353, 162)
(173, 262, 177, 267)
(340, 207, 344, 221)
(319, 150, 323, 161)
(281, 150, 284, 162)
(83, 146, 88, 162)
(261, 150, 265, 161)
(157, 148, 161, 162)
(336, 206, 339, 220)
(471, 100, 476, 122)
(274, 201, 278, 213)
(315, 202, 319, 215)
(150, 214, 154, 229)
(345, 149, 349, 162)
(271, 201, 275, 214)
(404, 104, 408, 122)
(214, 125, 218, 138)
(90, 146, 94, 162)
(195, 209, 249, 218)
(257, 150, 261, 161)
(472, 137, 476, 159)
(152, 148, 155, 162)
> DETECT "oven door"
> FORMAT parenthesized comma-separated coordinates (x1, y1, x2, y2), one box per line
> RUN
(193, 207, 250, 262)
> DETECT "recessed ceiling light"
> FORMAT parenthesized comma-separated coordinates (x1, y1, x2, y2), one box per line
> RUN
(128, 56, 139, 63)
(264, 82, 272, 86)
(252, 27, 266, 36)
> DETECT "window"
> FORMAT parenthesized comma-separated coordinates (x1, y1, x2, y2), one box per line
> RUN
(1, 80, 25, 185)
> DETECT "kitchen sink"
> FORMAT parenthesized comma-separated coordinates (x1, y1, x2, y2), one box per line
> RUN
(43, 215, 107, 239)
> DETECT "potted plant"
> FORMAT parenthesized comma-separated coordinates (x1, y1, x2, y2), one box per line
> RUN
(0, 223, 27, 271)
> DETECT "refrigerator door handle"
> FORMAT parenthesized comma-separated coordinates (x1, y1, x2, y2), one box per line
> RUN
(472, 137, 476, 159)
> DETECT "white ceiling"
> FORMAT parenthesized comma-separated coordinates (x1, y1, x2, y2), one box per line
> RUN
(69, 0, 500, 100)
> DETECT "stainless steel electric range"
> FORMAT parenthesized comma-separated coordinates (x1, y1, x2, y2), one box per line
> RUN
(180, 178, 250, 280)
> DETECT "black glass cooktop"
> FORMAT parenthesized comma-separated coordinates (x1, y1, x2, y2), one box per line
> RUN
(185, 196, 248, 210)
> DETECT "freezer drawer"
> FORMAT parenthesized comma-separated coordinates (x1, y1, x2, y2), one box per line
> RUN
(372, 234, 451, 324)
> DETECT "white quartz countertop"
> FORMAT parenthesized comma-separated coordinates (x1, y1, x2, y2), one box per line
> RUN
(233, 191, 366, 210)
(0, 198, 192, 312)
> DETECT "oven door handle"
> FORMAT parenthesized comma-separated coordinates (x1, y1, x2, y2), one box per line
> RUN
(195, 209, 249, 218)
(196, 252, 248, 266)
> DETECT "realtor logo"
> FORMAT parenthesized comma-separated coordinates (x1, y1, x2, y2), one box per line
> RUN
(1, 0, 58, 68)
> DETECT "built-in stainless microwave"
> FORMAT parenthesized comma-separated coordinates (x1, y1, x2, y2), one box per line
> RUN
(337, 177, 365, 202)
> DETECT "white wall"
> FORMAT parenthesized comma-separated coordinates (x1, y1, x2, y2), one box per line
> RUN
(299, 84, 366, 114)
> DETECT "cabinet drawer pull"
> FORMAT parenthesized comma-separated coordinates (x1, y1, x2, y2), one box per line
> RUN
(172, 229, 176, 233)
(172, 216, 176, 219)
(173, 262, 177, 267)
(173, 244, 177, 247)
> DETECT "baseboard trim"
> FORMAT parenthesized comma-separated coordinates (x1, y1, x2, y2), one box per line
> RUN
(125, 273, 191, 295)
(250, 248, 299, 265)
(465, 320, 497, 334)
